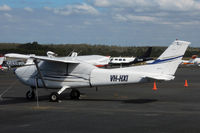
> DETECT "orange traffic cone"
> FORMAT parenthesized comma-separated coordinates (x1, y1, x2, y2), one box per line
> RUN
(153, 81, 157, 91)
(184, 80, 188, 87)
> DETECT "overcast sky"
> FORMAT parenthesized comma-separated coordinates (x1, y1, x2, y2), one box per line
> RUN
(0, 0, 200, 46)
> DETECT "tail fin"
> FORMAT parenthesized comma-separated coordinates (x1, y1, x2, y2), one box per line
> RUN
(139, 47, 152, 58)
(191, 55, 197, 59)
(129, 40, 190, 78)
(149, 40, 190, 75)
(129, 47, 153, 64)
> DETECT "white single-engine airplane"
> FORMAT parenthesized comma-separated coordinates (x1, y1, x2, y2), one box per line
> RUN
(5, 40, 190, 102)
(109, 47, 152, 65)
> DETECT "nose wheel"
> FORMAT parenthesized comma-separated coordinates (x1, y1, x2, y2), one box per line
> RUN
(70, 90, 80, 100)
(49, 92, 59, 102)
(26, 90, 35, 100)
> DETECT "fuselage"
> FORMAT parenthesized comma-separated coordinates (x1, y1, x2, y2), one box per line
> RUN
(14, 61, 145, 89)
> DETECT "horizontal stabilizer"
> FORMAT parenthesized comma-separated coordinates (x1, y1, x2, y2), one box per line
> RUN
(142, 73, 175, 81)
(125, 40, 190, 81)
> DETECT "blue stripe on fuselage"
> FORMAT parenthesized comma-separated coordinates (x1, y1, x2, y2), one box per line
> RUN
(151, 55, 183, 64)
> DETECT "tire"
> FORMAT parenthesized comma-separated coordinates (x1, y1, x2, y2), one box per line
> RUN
(26, 90, 35, 100)
(50, 92, 59, 102)
(70, 90, 80, 100)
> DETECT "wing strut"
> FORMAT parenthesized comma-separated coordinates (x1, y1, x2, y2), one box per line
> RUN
(33, 59, 46, 88)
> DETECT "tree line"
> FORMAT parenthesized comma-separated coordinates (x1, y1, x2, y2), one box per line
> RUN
(0, 42, 199, 58)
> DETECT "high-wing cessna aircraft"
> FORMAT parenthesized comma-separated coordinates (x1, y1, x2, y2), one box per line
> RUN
(5, 40, 190, 102)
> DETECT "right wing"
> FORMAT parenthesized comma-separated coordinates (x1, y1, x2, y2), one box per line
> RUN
(5, 53, 30, 59)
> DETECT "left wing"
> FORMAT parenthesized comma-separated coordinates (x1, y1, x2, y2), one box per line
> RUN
(5, 53, 80, 64)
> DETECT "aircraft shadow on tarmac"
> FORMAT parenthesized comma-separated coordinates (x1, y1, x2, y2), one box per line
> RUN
(122, 99, 158, 104)
(80, 99, 158, 104)
(0, 94, 158, 105)
(0, 95, 50, 105)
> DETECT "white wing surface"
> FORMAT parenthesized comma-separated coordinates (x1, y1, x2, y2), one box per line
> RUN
(5, 53, 79, 64)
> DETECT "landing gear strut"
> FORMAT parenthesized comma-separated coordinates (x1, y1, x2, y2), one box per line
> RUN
(26, 88, 35, 100)
(70, 89, 80, 100)
(49, 86, 70, 102)
(48, 86, 80, 102)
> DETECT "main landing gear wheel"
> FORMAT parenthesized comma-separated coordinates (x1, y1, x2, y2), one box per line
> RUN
(26, 90, 35, 100)
(50, 92, 59, 102)
(70, 90, 80, 100)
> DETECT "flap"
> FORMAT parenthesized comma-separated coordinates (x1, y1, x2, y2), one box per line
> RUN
(31, 55, 79, 64)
